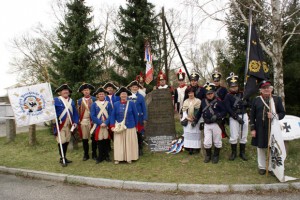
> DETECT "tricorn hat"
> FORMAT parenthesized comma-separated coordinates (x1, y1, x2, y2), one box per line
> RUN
(204, 82, 216, 94)
(93, 87, 108, 96)
(126, 80, 143, 89)
(212, 71, 222, 82)
(226, 72, 239, 87)
(55, 84, 72, 93)
(78, 83, 95, 92)
(103, 82, 118, 90)
(115, 86, 132, 96)
(177, 69, 186, 81)
(190, 72, 200, 81)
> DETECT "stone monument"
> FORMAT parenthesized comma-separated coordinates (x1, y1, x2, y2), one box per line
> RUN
(145, 89, 176, 152)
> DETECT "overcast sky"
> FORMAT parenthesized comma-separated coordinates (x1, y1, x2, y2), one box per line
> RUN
(0, 0, 226, 96)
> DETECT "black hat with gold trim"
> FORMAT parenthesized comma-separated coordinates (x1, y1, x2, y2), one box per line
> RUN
(126, 80, 143, 89)
(226, 72, 239, 87)
(204, 82, 216, 94)
(78, 83, 95, 92)
(115, 86, 132, 96)
(103, 82, 118, 90)
(212, 71, 222, 82)
(190, 72, 200, 81)
(93, 87, 108, 96)
(177, 69, 186, 81)
(55, 84, 72, 93)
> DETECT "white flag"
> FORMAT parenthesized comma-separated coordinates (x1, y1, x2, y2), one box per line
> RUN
(8, 83, 56, 127)
(269, 99, 297, 182)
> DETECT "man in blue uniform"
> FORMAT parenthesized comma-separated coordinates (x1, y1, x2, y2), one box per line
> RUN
(127, 80, 148, 156)
(54, 84, 79, 167)
(184, 72, 205, 101)
(224, 73, 249, 161)
(195, 83, 227, 164)
(211, 71, 228, 101)
(77, 83, 96, 161)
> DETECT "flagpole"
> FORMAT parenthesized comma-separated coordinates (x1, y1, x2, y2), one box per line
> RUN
(48, 83, 66, 166)
(266, 96, 272, 176)
(244, 8, 253, 88)
(240, 7, 253, 139)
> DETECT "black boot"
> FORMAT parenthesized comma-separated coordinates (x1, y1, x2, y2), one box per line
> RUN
(212, 148, 220, 164)
(137, 132, 143, 156)
(96, 140, 105, 164)
(91, 136, 97, 160)
(240, 143, 248, 161)
(189, 148, 194, 155)
(82, 139, 89, 161)
(64, 142, 72, 163)
(204, 148, 212, 163)
(58, 144, 67, 167)
(104, 139, 111, 162)
(229, 144, 237, 161)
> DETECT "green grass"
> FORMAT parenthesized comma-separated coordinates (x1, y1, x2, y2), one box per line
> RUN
(0, 125, 299, 184)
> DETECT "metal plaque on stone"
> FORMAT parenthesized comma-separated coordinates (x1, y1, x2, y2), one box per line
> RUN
(145, 89, 176, 152)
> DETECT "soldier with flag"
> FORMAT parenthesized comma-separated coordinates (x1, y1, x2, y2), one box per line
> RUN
(77, 83, 97, 161)
(90, 87, 113, 163)
(127, 80, 148, 156)
(211, 71, 228, 101)
(54, 84, 79, 166)
(174, 69, 187, 114)
(250, 80, 285, 175)
(224, 73, 249, 161)
(136, 72, 146, 97)
(195, 83, 227, 164)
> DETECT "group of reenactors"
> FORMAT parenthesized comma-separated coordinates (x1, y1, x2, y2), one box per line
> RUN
(53, 68, 285, 176)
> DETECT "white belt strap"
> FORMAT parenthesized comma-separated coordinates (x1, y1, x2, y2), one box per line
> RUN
(90, 101, 108, 134)
(58, 96, 73, 124)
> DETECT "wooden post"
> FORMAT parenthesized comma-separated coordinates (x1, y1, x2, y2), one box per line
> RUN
(6, 119, 16, 143)
(162, 7, 169, 84)
(28, 124, 37, 145)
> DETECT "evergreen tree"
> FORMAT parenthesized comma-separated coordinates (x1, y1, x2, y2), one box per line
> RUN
(217, 0, 270, 86)
(112, 0, 160, 85)
(283, 0, 300, 116)
(49, 0, 102, 96)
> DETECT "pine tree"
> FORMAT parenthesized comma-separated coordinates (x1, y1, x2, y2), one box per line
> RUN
(112, 0, 160, 85)
(217, 0, 270, 86)
(49, 0, 102, 95)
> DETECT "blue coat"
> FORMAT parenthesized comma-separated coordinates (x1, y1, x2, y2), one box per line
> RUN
(90, 101, 112, 126)
(196, 97, 227, 124)
(128, 92, 148, 122)
(77, 96, 96, 107)
(215, 86, 228, 101)
(54, 97, 79, 126)
(224, 92, 249, 119)
(110, 101, 138, 129)
(105, 94, 120, 108)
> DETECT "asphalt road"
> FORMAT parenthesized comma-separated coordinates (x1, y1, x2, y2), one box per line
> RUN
(1, 173, 300, 200)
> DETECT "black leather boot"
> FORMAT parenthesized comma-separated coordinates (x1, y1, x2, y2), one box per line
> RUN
(137, 132, 143, 156)
(64, 142, 72, 163)
(229, 144, 237, 161)
(240, 143, 248, 161)
(91, 136, 97, 160)
(204, 148, 212, 163)
(82, 139, 89, 161)
(212, 148, 220, 164)
(58, 144, 67, 167)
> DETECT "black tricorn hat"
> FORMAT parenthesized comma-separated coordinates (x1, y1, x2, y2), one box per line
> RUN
(212, 71, 222, 82)
(204, 82, 216, 94)
(126, 80, 143, 89)
(226, 72, 239, 87)
(190, 72, 200, 81)
(103, 82, 118, 90)
(55, 84, 72, 93)
(93, 87, 108, 96)
(78, 83, 95, 92)
(115, 86, 132, 96)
